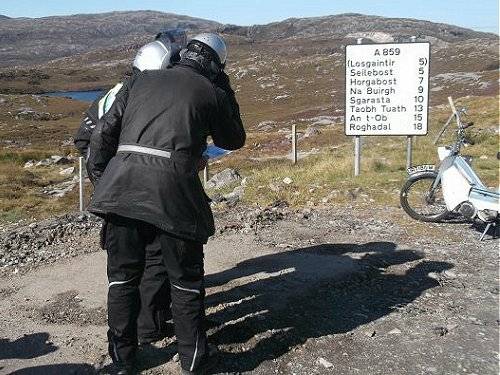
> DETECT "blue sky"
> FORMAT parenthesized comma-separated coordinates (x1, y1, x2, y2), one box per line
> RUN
(1, 0, 498, 32)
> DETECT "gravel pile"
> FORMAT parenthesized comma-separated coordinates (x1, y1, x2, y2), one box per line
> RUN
(215, 202, 289, 234)
(0, 212, 102, 272)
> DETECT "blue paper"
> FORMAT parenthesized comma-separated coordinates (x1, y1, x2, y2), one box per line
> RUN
(204, 144, 230, 160)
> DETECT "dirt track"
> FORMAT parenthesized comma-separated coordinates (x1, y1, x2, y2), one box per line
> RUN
(0, 206, 498, 374)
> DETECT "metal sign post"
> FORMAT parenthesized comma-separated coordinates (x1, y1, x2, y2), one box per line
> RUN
(354, 38, 363, 176)
(406, 137, 413, 169)
(406, 35, 418, 169)
(78, 156, 84, 212)
(354, 136, 361, 176)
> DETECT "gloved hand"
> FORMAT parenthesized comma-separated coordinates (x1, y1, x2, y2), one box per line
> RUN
(214, 71, 234, 95)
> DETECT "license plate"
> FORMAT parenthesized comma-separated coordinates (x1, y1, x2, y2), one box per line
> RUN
(407, 164, 435, 175)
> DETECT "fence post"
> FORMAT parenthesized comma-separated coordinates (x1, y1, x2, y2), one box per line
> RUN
(291, 123, 298, 164)
(203, 164, 209, 187)
(79, 156, 84, 212)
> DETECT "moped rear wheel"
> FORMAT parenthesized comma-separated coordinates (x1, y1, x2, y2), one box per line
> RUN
(400, 172, 450, 222)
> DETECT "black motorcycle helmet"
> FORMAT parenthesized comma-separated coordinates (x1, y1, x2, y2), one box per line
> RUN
(181, 33, 227, 80)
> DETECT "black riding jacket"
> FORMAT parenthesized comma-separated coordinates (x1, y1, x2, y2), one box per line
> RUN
(74, 69, 139, 162)
(74, 92, 102, 160)
(86, 62, 245, 243)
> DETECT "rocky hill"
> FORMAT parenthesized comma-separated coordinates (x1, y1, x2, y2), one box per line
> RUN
(0, 11, 220, 67)
(222, 13, 496, 42)
(0, 11, 497, 68)
(1, 11, 498, 97)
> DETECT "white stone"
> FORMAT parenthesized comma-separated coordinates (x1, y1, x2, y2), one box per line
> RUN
(318, 357, 334, 368)
(24, 160, 35, 168)
(388, 328, 402, 334)
(59, 167, 75, 176)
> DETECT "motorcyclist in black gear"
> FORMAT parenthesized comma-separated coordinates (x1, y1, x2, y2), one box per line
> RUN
(75, 29, 186, 164)
(86, 33, 245, 374)
(74, 31, 187, 348)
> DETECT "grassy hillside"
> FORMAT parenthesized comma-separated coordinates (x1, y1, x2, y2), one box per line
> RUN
(0, 10, 498, 224)
(209, 95, 499, 207)
(0, 94, 87, 222)
(0, 94, 497, 224)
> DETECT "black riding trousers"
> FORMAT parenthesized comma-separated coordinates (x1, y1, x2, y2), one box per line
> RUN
(105, 214, 207, 370)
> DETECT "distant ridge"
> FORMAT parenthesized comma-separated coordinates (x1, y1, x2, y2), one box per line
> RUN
(221, 13, 497, 42)
(0, 11, 496, 67)
(0, 10, 220, 67)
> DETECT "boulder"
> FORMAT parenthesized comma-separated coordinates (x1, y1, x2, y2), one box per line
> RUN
(51, 155, 71, 165)
(14, 108, 64, 121)
(42, 176, 79, 198)
(24, 160, 35, 169)
(59, 167, 75, 176)
(304, 126, 321, 138)
(256, 120, 276, 132)
(223, 186, 244, 205)
(35, 155, 71, 167)
(206, 168, 241, 189)
(35, 158, 53, 167)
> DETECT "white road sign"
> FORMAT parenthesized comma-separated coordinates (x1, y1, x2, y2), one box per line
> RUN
(345, 42, 430, 136)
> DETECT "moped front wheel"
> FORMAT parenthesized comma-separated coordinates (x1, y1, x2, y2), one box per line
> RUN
(400, 172, 450, 222)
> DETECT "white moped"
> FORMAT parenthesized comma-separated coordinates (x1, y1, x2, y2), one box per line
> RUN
(400, 97, 499, 240)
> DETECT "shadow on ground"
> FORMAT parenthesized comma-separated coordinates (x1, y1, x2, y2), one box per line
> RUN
(470, 220, 499, 240)
(0, 332, 57, 360)
(3, 242, 453, 374)
(431, 214, 498, 240)
(9, 364, 96, 374)
(202, 241, 453, 373)
(0, 334, 94, 375)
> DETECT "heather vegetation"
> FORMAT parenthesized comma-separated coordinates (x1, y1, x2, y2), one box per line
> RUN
(0, 12, 498, 224)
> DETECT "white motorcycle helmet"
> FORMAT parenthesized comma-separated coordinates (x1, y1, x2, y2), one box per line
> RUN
(189, 33, 227, 66)
(133, 40, 179, 71)
(134, 28, 187, 71)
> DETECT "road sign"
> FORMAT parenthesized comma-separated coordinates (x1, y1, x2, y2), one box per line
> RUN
(345, 42, 430, 136)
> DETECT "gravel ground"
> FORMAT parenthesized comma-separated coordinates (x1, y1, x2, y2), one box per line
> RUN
(0, 204, 498, 374)
(0, 212, 101, 276)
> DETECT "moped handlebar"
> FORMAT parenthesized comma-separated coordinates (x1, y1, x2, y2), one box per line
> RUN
(434, 97, 472, 145)
(434, 123, 450, 145)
